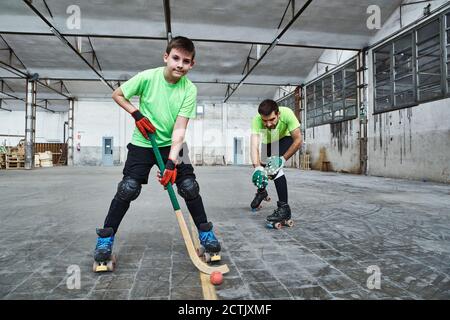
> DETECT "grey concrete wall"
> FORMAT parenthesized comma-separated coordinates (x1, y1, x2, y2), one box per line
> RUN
(72, 99, 259, 166)
(0, 110, 67, 146)
(73, 99, 133, 166)
(367, 97, 450, 183)
(305, 119, 361, 173)
(186, 102, 259, 165)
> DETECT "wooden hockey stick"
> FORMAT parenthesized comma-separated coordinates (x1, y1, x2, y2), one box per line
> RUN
(148, 134, 229, 275)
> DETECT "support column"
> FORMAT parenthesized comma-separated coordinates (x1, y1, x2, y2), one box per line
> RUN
(67, 98, 74, 166)
(357, 49, 369, 175)
(24, 79, 36, 170)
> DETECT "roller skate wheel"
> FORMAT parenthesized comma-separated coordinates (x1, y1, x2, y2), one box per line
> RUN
(274, 222, 282, 230)
(107, 254, 117, 271)
(286, 220, 294, 227)
(265, 197, 271, 202)
(198, 246, 206, 257)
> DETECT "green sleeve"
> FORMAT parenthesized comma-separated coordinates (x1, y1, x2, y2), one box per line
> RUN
(286, 108, 300, 132)
(120, 72, 145, 100)
(178, 84, 197, 119)
(251, 115, 262, 134)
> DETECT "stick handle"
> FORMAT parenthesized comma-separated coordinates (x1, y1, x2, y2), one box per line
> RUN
(148, 134, 180, 211)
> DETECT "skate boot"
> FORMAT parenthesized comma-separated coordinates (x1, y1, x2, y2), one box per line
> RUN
(266, 201, 294, 230)
(250, 188, 271, 212)
(93, 227, 117, 272)
(197, 222, 221, 263)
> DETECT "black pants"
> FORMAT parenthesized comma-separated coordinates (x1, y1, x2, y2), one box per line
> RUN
(260, 136, 293, 204)
(103, 142, 208, 234)
(261, 136, 294, 163)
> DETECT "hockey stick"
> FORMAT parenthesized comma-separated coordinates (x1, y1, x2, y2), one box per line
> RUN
(148, 134, 229, 275)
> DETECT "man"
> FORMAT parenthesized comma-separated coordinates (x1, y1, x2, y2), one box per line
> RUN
(93, 36, 221, 267)
(250, 99, 302, 226)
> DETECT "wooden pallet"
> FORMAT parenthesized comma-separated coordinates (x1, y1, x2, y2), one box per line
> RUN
(301, 153, 311, 170)
(6, 154, 25, 169)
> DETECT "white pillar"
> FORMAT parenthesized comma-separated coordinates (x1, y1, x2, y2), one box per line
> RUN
(24, 79, 36, 170)
(67, 98, 74, 166)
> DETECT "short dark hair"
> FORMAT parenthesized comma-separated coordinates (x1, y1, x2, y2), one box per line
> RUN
(258, 99, 279, 116)
(166, 36, 196, 59)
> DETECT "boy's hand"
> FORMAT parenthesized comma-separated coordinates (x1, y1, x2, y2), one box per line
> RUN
(131, 110, 156, 139)
(158, 158, 177, 186)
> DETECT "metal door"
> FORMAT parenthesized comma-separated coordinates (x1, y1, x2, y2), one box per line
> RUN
(102, 137, 113, 166)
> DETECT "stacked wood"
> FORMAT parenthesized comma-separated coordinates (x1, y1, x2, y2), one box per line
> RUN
(37, 151, 53, 167)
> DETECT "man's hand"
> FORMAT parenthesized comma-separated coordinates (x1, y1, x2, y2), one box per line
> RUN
(266, 156, 286, 176)
(132, 110, 156, 139)
(158, 158, 177, 186)
(252, 166, 268, 189)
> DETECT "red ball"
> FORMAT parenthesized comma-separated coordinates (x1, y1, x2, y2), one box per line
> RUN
(210, 271, 223, 285)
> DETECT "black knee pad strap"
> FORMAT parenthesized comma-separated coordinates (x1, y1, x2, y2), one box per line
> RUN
(116, 176, 141, 202)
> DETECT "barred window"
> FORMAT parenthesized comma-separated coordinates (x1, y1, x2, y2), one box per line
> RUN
(417, 19, 442, 102)
(315, 81, 324, 125)
(446, 13, 450, 92)
(373, 11, 450, 113)
(323, 76, 333, 123)
(278, 92, 296, 112)
(394, 33, 414, 107)
(306, 60, 358, 128)
(306, 85, 315, 128)
(344, 62, 357, 118)
(374, 44, 392, 112)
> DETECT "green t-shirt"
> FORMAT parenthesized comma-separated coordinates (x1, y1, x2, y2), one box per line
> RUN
(121, 67, 197, 148)
(251, 107, 300, 144)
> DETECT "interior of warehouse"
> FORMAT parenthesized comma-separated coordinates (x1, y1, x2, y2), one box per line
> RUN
(0, 0, 449, 301)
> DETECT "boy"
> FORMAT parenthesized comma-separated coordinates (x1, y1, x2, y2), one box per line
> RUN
(250, 99, 302, 225)
(93, 36, 221, 265)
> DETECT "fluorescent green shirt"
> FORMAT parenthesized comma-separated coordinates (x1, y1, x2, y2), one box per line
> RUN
(121, 67, 197, 148)
(251, 107, 300, 144)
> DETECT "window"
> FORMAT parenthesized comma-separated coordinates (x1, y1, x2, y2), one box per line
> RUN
(374, 44, 392, 112)
(323, 76, 333, 122)
(332, 70, 344, 121)
(373, 11, 450, 113)
(278, 92, 296, 112)
(394, 33, 414, 107)
(446, 13, 450, 92)
(416, 19, 442, 102)
(344, 62, 357, 118)
(306, 60, 358, 128)
(315, 81, 324, 125)
(306, 85, 315, 128)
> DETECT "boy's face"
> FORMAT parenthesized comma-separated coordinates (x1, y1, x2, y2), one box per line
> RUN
(163, 48, 195, 81)
(261, 111, 280, 129)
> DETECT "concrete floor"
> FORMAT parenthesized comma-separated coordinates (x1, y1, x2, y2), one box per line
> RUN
(0, 166, 449, 300)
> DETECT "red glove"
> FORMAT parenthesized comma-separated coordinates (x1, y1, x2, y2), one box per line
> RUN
(131, 110, 156, 139)
(158, 158, 177, 186)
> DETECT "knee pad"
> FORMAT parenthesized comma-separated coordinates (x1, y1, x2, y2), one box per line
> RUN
(115, 176, 141, 202)
(177, 178, 200, 201)
(271, 169, 285, 180)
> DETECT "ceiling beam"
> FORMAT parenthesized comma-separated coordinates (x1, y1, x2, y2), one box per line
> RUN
(0, 31, 360, 51)
(224, 0, 314, 102)
(22, 0, 114, 91)
(163, 0, 172, 42)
